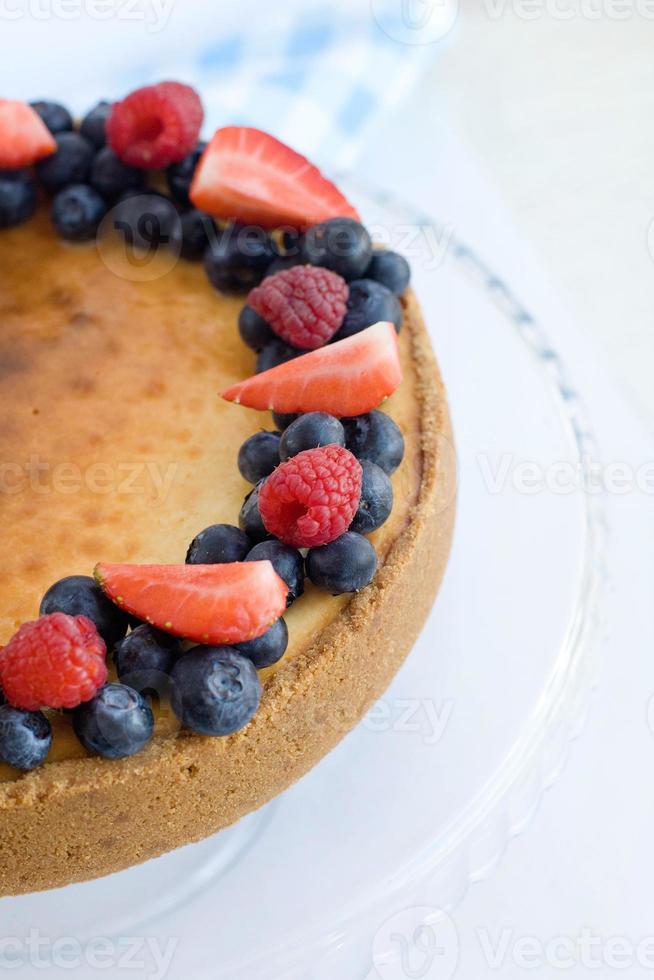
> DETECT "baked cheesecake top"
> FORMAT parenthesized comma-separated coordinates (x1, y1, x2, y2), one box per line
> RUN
(0, 86, 420, 777)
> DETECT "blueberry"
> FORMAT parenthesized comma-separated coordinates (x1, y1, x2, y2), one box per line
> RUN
(0, 706, 52, 770)
(366, 250, 411, 295)
(306, 532, 377, 594)
(171, 208, 214, 261)
(170, 646, 261, 736)
(235, 617, 288, 669)
(238, 431, 280, 483)
(335, 279, 402, 341)
(89, 147, 143, 201)
(238, 305, 275, 352)
(186, 524, 252, 565)
(272, 411, 299, 431)
(36, 132, 94, 194)
(245, 540, 305, 606)
(264, 254, 304, 277)
(73, 683, 154, 759)
(110, 192, 178, 250)
(80, 100, 112, 148)
(239, 482, 269, 542)
(302, 218, 372, 281)
(350, 460, 393, 534)
(342, 410, 405, 475)
(30, 100, 73, 134)
(51, 184, 107, 241)
(166, 142, 206, 206)
(279, 412, 344, 461)
(114, 625, 181, 691)
(256, 339, 302, 374)
(204, 223, 277, 293)
(40, 574, 129, 648)
(0, 172, 36, 229)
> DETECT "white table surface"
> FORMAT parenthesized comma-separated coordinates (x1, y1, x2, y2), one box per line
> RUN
(355, 10, 654, 976)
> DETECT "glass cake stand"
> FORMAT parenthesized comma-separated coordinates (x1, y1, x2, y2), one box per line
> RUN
(3, 183, 607, 980)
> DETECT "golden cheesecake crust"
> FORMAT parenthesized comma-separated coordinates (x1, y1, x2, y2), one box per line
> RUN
(0, 216, 455, 894)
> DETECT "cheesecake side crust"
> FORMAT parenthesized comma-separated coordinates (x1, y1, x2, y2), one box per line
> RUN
(0, 290, 456, 896)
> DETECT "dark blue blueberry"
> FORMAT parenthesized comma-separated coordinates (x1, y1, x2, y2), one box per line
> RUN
(342, 410, 404, 475)
(51, 184, 107, 241)
(114, 625, 181, 692)
(73, 683, 154, 759)
(256, 339, 302, 374)
(110, 192, 178, 250)
(204, 223, 277, 293)
(238, 304, 275, 351)
(239, 482, 269, 543)
(0, 171, 36, 229)
(366, 250, 411, 295)
(245, 540, 305, 606)
(334, 279, 402, 341)
(166, 142, 206, 206)
(40, 574, 129, 647)
(171, 208, 214, 261)
(89, 147, 143, 200)
(272, 411, 299, 431)
(350, 460, 393, 534)
(80, 100, 112, 148)
(30, 100, 73, 134)
(306, 532, 377, 594)
(0, 706, 52, 770)
(235, 618, 288, 669)
(301, 218, 372, 281)
(238, 431, 280, 483)
(36, 132, 94, 194)
(264, 253, 304, 277)
(279, 412, 344, 461)
(170, 646, 261, 736)
(186, 523, 251, 565)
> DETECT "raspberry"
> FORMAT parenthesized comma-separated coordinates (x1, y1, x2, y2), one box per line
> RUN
(107, 81, 203, 169)
(248, 266, 348, 350)
(258, 445, 362, 548)
(0, 613, 107, 711)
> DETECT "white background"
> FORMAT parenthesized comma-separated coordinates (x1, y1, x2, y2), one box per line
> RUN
(2, 2, 654, 976)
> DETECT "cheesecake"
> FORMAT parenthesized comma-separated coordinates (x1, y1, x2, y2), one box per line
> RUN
(0, 87, 455, 895)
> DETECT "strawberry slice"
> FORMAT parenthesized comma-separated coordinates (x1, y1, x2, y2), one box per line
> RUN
(0, 100, 56, 168)
(190, 126, 360, 230)
(222, 321, 402, 417)
(94, 561, 288, 645)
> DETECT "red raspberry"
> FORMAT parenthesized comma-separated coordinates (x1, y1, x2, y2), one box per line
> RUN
(0, 613, 107, 711)
(107, 81, 203, 169)
(248, 266, 348, 350)
(259, 445, 362, 548)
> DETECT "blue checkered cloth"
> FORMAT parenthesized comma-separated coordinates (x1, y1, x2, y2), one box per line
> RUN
(127, 3, 444, 170)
